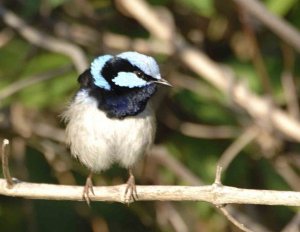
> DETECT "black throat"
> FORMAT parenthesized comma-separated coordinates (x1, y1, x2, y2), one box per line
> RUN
(77, 69, 157, 119)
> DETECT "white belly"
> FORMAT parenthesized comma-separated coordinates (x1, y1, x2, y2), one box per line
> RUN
(62, 90, 155, 173)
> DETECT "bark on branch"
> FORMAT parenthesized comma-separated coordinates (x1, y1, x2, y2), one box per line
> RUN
(1, 179, 300, 206)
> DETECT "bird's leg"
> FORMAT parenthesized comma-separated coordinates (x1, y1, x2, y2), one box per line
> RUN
(83, 172, 94, 206)
(124, 169, 138, 203)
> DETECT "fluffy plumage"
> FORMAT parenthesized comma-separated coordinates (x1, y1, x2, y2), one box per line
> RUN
(63, 51, 170, 202)
(63, 89, 155, 172)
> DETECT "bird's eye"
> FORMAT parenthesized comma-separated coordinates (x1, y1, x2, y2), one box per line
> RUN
(134, 71, 143, 78)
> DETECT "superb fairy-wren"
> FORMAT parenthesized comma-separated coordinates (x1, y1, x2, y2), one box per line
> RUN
(63, 51, 170, 203)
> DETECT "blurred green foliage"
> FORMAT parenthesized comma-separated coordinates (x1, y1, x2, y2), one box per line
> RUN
(178, 0, 215, 16)
(265, 0, 297, 15)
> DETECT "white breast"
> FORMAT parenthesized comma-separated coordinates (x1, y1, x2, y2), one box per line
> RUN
(62, 90, 155, 173)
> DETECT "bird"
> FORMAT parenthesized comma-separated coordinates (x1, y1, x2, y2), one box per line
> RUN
(62, 51, 171, 204)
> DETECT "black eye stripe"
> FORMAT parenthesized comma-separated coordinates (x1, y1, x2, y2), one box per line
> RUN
(133, 70, 143, 77)
(133, 71, 157, 82)
(101, 57, 156, 84)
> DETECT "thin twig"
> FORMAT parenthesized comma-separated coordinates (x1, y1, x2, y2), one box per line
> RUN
(0, 6, 88, 73)
(116, 0, 300, 142)
(161, 108, 238, 139)
(151, 146, 271, 232)
(180, 122, 238, 139)
(273, 156, 300, 191)
(115, 0, 173, 42)
(214, 166, 223, 185)
(238, 8, 273, 97)
(219, 207, 253, 232)
(1, 139, 13, 188)
(281, 71, 299, 120)
(232, 0, 300, 52)
(218, 126, 259, 171)
(281, 212, 300, 232)
(0, 65, 72, 101)
(32, 123, 65, 143)
(213, 166, 253, 232)
(103, 32, 173, 55)
(151, 146, 204, 185)
(156, 202, 188, 232)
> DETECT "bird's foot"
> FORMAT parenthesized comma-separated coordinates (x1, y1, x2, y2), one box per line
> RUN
(83, 173, 94, 206)
(124, 171, 138, 204)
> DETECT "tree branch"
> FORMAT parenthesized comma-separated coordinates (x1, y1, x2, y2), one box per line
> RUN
(1, 179, 300, 206)
(232, 0, 300, 53)
(1, 139, 13, 188)
(218, 126, 259, 171)
(0, 65, 72, 101)
(0, 6, 88, 73)
(218, 207, 253, 232)
(152, 146, 272, 232)
(115, 0, 300, 142)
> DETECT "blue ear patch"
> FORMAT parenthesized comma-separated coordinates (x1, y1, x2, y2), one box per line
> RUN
(91, 55, 113, 90)
(112, 72, 147, 88)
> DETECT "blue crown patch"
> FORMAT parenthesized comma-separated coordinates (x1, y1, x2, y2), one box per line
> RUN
(117, 52, 161, 80)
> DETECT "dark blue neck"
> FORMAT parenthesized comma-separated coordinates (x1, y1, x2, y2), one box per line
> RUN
(88, 84, 157, 119)
(77, 68, 157, 119)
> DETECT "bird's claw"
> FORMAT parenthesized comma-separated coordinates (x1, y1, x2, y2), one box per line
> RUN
(83, 174, 94, 206)
(124, 174, 138, 204)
